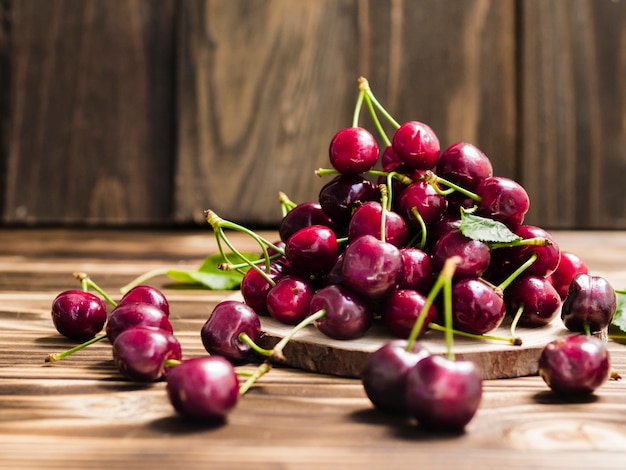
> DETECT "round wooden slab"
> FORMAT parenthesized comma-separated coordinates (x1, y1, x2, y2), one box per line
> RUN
(230, 293, 605, 380)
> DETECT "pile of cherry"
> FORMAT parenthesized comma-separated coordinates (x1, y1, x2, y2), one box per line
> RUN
(46, 77, 619, 432)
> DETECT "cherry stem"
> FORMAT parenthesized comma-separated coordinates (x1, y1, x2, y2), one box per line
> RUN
(270, 309, 327, 362)
(489, 237, 552, 250)
(352, 87, 366, 128)
(45, 333, 108, 363)
(406, 256, 462, 352)
(422, 171, 482, 202)
(410, 207, 428, 250)
(73, 272, 118, 307)
(379, 184, 389, 243)
(278, 191, 298, 217)
(363, 91, 392, 147)
(239, 361, 272, 396)
(584, 322, 592, 336)
(164, 358, 181, 368)
(120, 268, 170, 295)
(496, 252, 538, 292)
(509, 303, 525, 339)
(238, 332, 273, 357)
(357, 76, 400, 129)
(428, 322, 522, 346)
(442, 259, 456, 360)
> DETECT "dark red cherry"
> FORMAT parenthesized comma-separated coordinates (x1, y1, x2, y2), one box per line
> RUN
(504, 275, 562, 327)
(105, 302, 172, 344)
(561, 273, 616, 333)
(405, 355, 482, 432)
(240, 266, 282, 316)
(329, 127, 379, 174)
(431, 229, 491, 280)
(118, 285, 170, 317)
(278, 201, 337, 243)
(347, 201, 409, 248)
(549, 251, 589, 299)
(112, 326, 182, 382)
(476, 176, 530, 230)
(285, 225, 338, 276)
(397, 180, 448, 228)
(392, 121, 440, 170)
(311, 284, 373, 340)
(508, 225, 561, 278)
(266, 276, 314, 325)
(361, 339, 431, 414)
(451, 278, 506, 335)
(201, 300, 261, 362)
(166, 356, 239, 423)
(398, 247, 433, 294)
(382, 289, 438, 339)
(538, 335, 610, 395)
(435, 142, 493, 191)
(51, 290, 107, 340)
(318, 174, 379, 227)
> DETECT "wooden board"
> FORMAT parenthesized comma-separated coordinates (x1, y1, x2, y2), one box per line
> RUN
(227, 293, 606, 380)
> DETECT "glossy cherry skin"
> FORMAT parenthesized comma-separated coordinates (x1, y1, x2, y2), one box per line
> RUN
(509, 225, 561, 278)
(397, 180, 448, 228)
(361, 339, 431, 414)
(118, 285, 170, 317)
(285, 225, 339, 276)
(112, 326, 182, 382)
(278, 201, 337, 243)
(329, 127, 379, 174)
(392, 121, 440, 170)
(347, 201, 409, 248)
(166, 356, 239, 423)
(240, 266, 282, 316)
(51, 290, 107, 340)
(431, 229, 491, 280)
(382, 289, 438, 339)
(451, 279, 506, 334)
(318, 174, 379, 228)
(105, 302, 172, 344)
(311, 284, 373, 340)
(504, 275, 562, 327)
(538, 335, 610, 395)
(561, 273, 617, 333)
(435, 142, 493, 191)
(549, 251, 589, 299)
(398, 247, 433, 294)
(476, 176, 530, 230)
(405, 355, 482, 432)
(340, 234, 404, 300)
(266, 276, 314, 325)
(201, 300, 261, 362)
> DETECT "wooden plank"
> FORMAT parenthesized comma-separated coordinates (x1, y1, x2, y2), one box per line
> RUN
(1, 0, 176, 225)
(520, 0, 626, 229)
(174, 0, 517, 226)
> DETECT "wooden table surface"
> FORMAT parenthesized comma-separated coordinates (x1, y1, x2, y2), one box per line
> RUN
(2, 228, 626, 469)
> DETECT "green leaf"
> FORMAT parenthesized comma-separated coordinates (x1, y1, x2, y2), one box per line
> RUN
(459, 211, 521, 243)
(609, 291, 626, 338)
(165, 252, 260, 290)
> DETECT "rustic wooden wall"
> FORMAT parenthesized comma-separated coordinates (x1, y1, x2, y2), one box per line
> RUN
(0, 0, 624, 229)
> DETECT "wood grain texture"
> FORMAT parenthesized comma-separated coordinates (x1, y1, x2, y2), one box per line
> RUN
(520, 0, 626, 229)
(1, 229, 626, 469)
(174, 0, 517, 225)
(1, 0, 176, 225)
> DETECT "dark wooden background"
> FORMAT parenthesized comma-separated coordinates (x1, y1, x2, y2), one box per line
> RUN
(0, 0, 624, 229)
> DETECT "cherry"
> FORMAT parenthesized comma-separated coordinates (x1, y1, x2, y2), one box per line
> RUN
(435, 142, 493, 191)
(166, 356, 240, 423)
(380, 145, 401, 170)
(285, 225, 339, 276)
(347, 201, 409, 248)
(112, 326, 182, 382)
(504, 275, 561, 327)
(398, 247, 433, 294)
(361, 339, 431, 414)
(266, 275, 314, 325)
(318, 173, 379, 227)
(118, 285, 170, 317)
(240, 265, 282, 316)
(508, 225, 561, 278)
(278, 201, 337, 243)
(310, 284, 373, 340)
(329, 127, 379, 174)
(105, 302, 173, 344)
(392, 121, 440, 170)
(476, 176, 530, 230)
(382, 289, 438, 339)
(451, 278, 506, 335)
(397, 180, 448, 228)
(549, 251, 589, 299)
(201, 300, 261, 362)
(405, 354, 482, 432)
(538, 334, 610, 395)
(50, 289, 107, 340)
(561, 273, 617, 333)
(340, 234, 403, 300)
(430, 229, 491, 280)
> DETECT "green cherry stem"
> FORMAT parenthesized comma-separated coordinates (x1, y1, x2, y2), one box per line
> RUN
(119, 268, 170, 295)
(278, 191, 298, 217)
(363, 92, 391, 147)
(496, 252, 539, 293)
(238, 332, 273, 357)
(427, 322, 522, 346)
(45, 332, 108, 363)
(379, 184, 389, 244)
(239, 361, 272, 396)
(421, 170, 482, 202)
(358, 76, 401, 129)
(410, 207, 428, 250)
(270, 309, 327, 363)
(509, 303, 525, 340)
(73, 272, 118, 308)
(352, 86, 366, 128)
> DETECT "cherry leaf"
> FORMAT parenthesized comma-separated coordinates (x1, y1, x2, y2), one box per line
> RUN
(165, 252, 259, 290)
(459, 211, 521, 243)
(609, 291, 626, 338)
